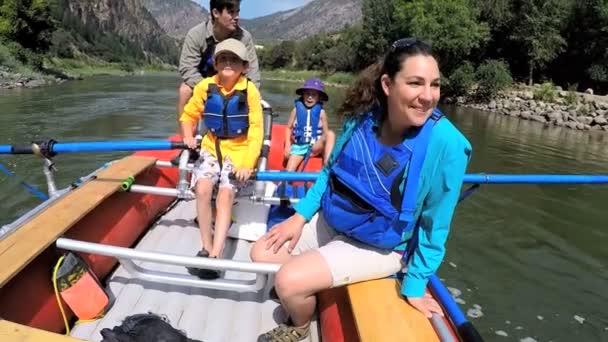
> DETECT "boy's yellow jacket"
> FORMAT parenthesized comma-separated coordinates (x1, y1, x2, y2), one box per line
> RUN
(180, 75, 263, 170)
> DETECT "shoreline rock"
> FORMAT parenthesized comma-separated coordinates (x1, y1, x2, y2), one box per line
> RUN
(447, 87, 608, 133)
(0, 66, 70, 90)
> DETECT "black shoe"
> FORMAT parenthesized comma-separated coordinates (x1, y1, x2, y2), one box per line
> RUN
(187, 250, 221, 280)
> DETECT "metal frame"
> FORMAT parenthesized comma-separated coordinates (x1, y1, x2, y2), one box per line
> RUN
(0, 162, 114, 241)
(129, 184, 294, 206)
(56, 238, 280, 292)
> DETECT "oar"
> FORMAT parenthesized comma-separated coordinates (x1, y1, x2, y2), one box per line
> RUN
(0, 161, 49, 200)
(250, 172, 608, 184)
(0, 140, 188, 155)
(428, 274, 484, 342)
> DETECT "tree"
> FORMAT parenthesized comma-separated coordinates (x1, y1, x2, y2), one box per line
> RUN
(509, 0, 573, 85)
(394, 0, 490, 74)
(561, 0, 608, 91)
(0, 0, 55, 52)
(354, 0, 398, 69)
(265, 40, 295, 69)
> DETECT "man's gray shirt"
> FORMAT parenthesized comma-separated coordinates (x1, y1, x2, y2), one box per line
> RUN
(178, 19, 261, 89)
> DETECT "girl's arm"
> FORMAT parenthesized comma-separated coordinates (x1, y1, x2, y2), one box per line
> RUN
(284, 108, 296, 152)
(320, 109, 329, 139)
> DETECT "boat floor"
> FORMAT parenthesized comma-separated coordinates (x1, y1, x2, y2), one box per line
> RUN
(70, 199, 320, 342)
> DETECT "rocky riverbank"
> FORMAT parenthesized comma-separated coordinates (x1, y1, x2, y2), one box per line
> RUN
(0, 66, 70, 89)
(457, 86, 608, 132)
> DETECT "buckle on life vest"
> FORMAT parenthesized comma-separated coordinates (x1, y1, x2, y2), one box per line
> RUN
(398, 210, 414, 223)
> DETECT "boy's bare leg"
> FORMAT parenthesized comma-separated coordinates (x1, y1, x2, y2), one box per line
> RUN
(210, 186, 236, 258)
(195, 179, 215, 253)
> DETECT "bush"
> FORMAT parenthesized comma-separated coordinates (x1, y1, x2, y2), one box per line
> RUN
(260, 40, 295, 69)
(446, 62, 475, 96)
(565, 83, 578, 106)
(533, 82, 557, 102)
(0, 43, 20, 69)
(49, 29, 75, 58)
(3, 41, 43, 70)
(475, 59, 512, 100)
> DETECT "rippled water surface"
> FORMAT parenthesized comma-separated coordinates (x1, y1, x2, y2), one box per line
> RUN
(1, 75, 606, 341)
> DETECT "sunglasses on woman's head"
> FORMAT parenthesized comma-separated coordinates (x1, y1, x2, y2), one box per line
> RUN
(390, 38, 419, 51)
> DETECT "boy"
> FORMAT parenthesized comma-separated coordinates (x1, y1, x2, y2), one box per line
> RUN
(180, 38, 263, 279)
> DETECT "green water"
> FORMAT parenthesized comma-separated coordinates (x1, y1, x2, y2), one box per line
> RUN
(0, 75, 606, 341)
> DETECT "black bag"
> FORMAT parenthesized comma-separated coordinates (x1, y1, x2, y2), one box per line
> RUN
(100, 312, 203, 342)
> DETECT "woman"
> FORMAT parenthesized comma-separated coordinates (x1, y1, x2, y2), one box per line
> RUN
(251, 38, 472, 342)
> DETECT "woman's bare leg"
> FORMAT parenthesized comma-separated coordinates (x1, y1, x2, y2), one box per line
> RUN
(274, 250, 333, 326)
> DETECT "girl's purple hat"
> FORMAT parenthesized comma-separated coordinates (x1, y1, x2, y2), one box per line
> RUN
(296, 78, 329, 101)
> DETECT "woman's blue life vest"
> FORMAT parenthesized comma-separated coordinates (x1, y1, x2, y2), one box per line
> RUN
(203, 82, 249, 138)
(292, 99, 323, 145)
(321, 109, 443, 250)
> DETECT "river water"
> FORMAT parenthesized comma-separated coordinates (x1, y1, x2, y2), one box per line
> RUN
(0, 75, 606, 341)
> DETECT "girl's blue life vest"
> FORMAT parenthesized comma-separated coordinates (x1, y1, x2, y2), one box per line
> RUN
(292, 99, 323, 145)
(203, 82, 249, 138)
(321, 109, 443, 250)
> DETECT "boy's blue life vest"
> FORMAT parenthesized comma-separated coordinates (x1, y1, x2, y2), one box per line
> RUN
(321, 109, 443, 250)
(203, 82, 249, 138)
(292, 100, 323, 145)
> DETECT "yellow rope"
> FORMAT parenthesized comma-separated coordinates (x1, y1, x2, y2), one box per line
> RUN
(52, 255, 71, 335)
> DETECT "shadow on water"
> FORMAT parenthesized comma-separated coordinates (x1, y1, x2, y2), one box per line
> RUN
(1, 75, 607, 341)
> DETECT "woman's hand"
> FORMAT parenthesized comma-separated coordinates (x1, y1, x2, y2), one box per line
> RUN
(263, 213, 307, 253)
(234, 167, 252, 182)
(407, 293, 444, 318)
(183, 135, 197, 149)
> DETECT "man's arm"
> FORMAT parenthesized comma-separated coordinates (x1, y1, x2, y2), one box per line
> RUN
(241, 29, 261, 89)
(179, 26, 206, 88)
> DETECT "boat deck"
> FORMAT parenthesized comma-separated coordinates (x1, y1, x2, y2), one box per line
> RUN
(70, 199, 320, 342)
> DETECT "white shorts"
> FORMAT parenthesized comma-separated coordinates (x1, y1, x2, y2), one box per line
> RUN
(291, 212, 405, 287)
(190, 150, 251, 192)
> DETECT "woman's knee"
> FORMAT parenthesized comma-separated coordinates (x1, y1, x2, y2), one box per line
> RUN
(250, 240, 268, 262)
(274, 252, 333, 299)
(274, 265, 302, 298)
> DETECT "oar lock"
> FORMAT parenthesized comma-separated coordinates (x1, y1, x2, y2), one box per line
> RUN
(31, 138, 58, 159)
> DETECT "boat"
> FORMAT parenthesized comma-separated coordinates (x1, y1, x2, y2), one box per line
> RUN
(0, 102, 477, 341)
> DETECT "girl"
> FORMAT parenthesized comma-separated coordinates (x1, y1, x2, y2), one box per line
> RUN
(284, 78, 335, 170)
